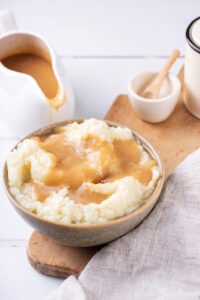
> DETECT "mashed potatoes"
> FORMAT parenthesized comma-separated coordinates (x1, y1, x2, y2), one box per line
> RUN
(7, 119, 160, 224)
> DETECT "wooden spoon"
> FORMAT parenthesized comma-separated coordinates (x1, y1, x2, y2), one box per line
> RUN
(142, 49, 180, 99)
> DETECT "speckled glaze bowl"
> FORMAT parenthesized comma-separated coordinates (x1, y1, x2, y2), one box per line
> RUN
(3, 119, 165, 247)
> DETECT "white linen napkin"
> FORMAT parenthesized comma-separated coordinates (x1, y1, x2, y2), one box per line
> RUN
(45, 148, 200, 300)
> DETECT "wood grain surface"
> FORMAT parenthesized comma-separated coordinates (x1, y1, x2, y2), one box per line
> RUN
(27, 80, 200, 278)
(27, 231, 100, 278)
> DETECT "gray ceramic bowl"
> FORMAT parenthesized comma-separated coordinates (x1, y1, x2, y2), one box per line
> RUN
(3, 119, 164, 247)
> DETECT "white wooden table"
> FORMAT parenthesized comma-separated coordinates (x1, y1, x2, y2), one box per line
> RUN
(0, 0, 198, 299)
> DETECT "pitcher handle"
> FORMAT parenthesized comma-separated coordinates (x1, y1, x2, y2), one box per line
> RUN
(0, 10, 18, 36)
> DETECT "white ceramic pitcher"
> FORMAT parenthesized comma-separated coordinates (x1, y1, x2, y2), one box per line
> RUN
(0, 10, 75, 137)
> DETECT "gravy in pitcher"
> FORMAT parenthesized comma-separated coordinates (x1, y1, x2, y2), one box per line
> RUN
(2, 52, 65, 109)
(2, 53, 58, 98)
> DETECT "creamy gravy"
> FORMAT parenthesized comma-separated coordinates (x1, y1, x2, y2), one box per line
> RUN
(31, 133, 157, 205)
(2, 53, 58, 98)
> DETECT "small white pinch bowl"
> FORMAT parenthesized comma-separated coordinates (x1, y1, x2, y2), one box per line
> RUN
(128, 72, 181, 123)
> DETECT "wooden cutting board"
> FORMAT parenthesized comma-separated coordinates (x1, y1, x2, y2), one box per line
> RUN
(27, 72, 200, 278)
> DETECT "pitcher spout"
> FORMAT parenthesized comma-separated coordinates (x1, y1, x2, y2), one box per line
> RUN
(46, 89, 66, 112)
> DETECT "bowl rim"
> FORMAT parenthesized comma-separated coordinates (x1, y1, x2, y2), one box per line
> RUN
(128, 71, 181, 103)
(3, 119, 165, 230)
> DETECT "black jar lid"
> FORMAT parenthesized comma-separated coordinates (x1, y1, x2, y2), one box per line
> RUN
(186, 17, 200, 53)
